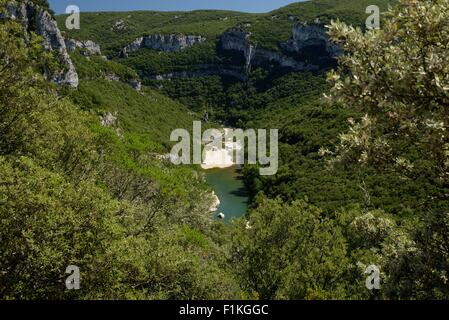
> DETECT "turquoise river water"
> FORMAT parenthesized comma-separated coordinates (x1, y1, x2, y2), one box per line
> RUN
(205, 167, 249, 222)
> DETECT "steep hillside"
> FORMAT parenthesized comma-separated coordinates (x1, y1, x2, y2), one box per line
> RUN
(67, 52, 200, 149)
(226, 0, 393, 51)
(57, 10, 254, 55)
(55, 0, 445, 236)
(1, 0, 241, 300)
(57, 0, 392, 86)
(57, 0, 393, 52)
(4, 0, 448, 302)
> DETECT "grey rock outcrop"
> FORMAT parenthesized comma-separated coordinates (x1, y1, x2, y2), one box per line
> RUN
(3, 0, 79, 88)
(220, 31, 257, 73)
(120, 34, 206, 57)
(254, 48, 311, 71)
(209, 192, 221, 212)
(111, 19, 127, 32)
(100, 112, 118, 127)
(284, 23, 341, 58)
(128, 79, 142, 91)
(220, 31, 250, 53)
(220, 23, 340, 74)
(220, 30, 312, 73)
(105, 73, 120, 82)
(100, 112, 123, 138)
(66, 39, 101, 56)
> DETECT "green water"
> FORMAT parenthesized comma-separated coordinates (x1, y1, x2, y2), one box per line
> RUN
(205, 167, 249, 222)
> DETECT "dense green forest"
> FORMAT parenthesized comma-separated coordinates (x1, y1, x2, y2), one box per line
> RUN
(1, 0, 448, 300)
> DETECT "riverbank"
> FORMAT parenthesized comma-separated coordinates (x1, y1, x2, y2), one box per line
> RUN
(201, 128, 242, 170)
(202, 128, 248, 221)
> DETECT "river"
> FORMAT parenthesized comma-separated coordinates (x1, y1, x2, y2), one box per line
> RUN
(201, 128, 250, 221)
(205, 167, 249, 222)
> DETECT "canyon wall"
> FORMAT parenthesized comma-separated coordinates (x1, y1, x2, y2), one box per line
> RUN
(2, 0, 79, 87)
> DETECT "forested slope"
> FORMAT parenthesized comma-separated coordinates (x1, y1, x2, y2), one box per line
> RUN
(1, 0, 448, 300)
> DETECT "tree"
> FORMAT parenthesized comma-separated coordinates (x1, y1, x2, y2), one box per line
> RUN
(0, 156, 127, 299)
(0, 15, 240, 300)
(324, 0, 449, 299)
(0, 19, 46, 155)
(231, 197, 351, 299)
(324, 0, 449, 187)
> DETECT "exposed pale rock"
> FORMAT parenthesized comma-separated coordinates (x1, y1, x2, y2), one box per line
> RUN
(100, 112, 118, 127)
(220, 30, 311, 73)
(284, 23, 341, 58)
(120, 34, 206, 57)
(209, 193, 221, 212)
(3, 0, 79, 87)
(220, 23, 341, 74)
(66, 39, 102, 55)
(128, 79, 142, 91)
(111, 19, 127, 32)
(105, 73, 120, 82)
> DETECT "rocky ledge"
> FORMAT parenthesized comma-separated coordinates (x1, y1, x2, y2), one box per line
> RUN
(66, 39, 102, 56)
(284, 23, 341, 58)
(120, 34, 206, 57)
(2, 0, 79, 88)
(220, 23, 341, 74)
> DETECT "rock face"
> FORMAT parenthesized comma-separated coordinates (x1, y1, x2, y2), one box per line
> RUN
(100, 112, 123, 137)
(220, 31, 250, 53)
(120, 34, 206, 57)
(150, 26, 336, 82)
(284, 23, 341, 58)
(66, 39, 101, 56)
(209, 193, 221, 213)
(253, 48, 310, 71)
(3, 0, 79, 88)
(105, 73, 120, 82)
(111, 19, 127, 32)
(100, 112, 118, 127)
(220, 30, 312, 73)
(220, 24, 340, 74)
(128, 79, 142, 91)
(220, 31, 257, 73)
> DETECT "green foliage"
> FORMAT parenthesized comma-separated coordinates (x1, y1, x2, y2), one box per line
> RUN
(31, 0, 50, 9)
(157, 75, 229, 114)
(121, 42, 220, 75)
(325, 0, 449, 299)
(57, 0, 393, 53)
(158, 71, 328, 124)
(0, 17, 240, 300)
(0, 20, 53, 155)
(231, 198, 351, 300)
(234, 0, 393, 51)
(69, 79, 195, 148)
(57, 10, 253, 55)
(325, 0, 449, 186)
(71, 51, 138, 81)
(3, 0, 449, 301)
(0, 156, 125, 299)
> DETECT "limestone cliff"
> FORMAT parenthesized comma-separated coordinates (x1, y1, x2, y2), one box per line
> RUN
(120, 34, 206, 57)
(220, 23, 340, 74)
(65, 39, 101, 56)
(2, 0, 79, 87)
(284, 23, 341, 58)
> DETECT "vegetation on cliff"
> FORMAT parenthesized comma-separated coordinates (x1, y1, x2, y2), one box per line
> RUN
(1, 0, 448, 300)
